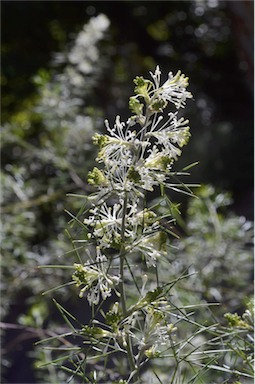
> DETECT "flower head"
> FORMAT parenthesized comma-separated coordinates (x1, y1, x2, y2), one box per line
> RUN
(75, 66, 193, 309)
(72, 248, 120, 305)
(159, 69, 192, 109)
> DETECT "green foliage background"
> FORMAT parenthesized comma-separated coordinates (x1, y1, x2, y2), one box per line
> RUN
(1, 1, 253, 383)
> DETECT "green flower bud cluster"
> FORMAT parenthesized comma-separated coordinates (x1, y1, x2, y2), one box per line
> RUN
(129, 96, 144, 116)
(88, 167, 107, 185)
(144, 347, 160, 359)
(127, 166, 141, 184)
(224, 312, 253, 331)
(81, 325, 110, 339)
(148, 98, 168, 113)
(133, 76, 153, 103)
(145, 153, 173, 171)
(72, 263, 98, 298)
(105, 302, 122, 331)
(92, 133, 109, 148)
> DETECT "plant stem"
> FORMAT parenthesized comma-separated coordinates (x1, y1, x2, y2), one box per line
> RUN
(119, 194, 139, 382)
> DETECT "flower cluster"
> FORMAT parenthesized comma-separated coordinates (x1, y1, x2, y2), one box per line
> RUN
(72, 247, 120, 305)
(60, 65, 194, 382)
(73, 66, 192, 306)
(90, 68, 191, 196)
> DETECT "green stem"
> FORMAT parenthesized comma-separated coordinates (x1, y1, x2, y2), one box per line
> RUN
(119, 194, 139, 382)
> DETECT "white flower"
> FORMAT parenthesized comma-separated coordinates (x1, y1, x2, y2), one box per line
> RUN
(149, 65, 162, 89)
(144, 148, 173, 171)
(131, 231, 165, 268)
(137, 166, 165, 191)
(72, 248, 120, 305)
(85, 203, 123, 247)
(160, 70, 193, 109)
(105, 116, 136, 142)
(146, 112, 190, 161)
(96, 117, 143, 170)
(68, 14, 110, 73)
(149, 66, 192, 109)
(138, 305, 175, 357)
(84, 202, 141, 247)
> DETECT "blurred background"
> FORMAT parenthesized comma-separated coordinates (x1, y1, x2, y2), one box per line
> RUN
(1, 1, 254, 383)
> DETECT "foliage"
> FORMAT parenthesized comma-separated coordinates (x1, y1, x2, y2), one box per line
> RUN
(37, 68, 253, 383)
(37, 65, 194, 382)
(1, 15, 111, 382)
(1, 13, 110, 313)
(1, 5, 253, 383)
(162, 185, 253, 315)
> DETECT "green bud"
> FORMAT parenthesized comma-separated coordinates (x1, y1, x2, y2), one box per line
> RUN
(144, 347, 160, 359)
(81, 325, 109, 339)
(160, 155, 173, 170)
(88, 167, 107, 186)
(167, 323, 177, 334)
(170, 127, 190, 147)
(92, 133, 109, 148)
(149, 98, 167, 113)
(144, 287, 163, 304)
(168, 70, 189, 87)
(72, 263, 98, 297)
(105, 302, 122, 329)
(145, 154, 173, 171)
(72, 264, 89, 287)
(133, 76, 153, 103)
(224, 312, 251, 329)
(127, 166, 141, 183)
(110, 234, 123, 250)
(129, 96, 144, 116)
(136, 209, 157, 226)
